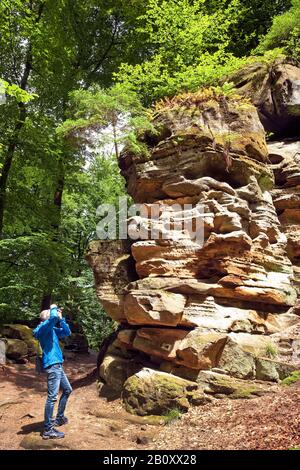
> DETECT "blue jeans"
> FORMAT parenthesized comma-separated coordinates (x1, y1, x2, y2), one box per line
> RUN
(44, 363, 72, 431)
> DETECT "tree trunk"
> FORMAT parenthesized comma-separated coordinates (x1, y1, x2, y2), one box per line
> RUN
(0, 103, 27, 237)
(0, 2, 45, 237)
(39, 159, 65, 308)
(112, 119, 119, 160)
(40, 294, 52, 312)
(53, 173, 65, 231)
(0, 40, 33, 237)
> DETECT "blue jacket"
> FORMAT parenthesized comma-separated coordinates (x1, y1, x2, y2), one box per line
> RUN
(33, 307, 71, 369)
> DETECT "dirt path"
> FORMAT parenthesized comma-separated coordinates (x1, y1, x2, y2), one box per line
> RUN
(0, 354, 153, 450)
(1, 355, 300, 450)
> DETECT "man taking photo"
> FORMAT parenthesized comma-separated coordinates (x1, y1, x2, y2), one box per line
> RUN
(33, 304, 72, 440)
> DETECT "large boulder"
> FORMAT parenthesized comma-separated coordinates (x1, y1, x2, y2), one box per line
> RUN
(122, 368, 209, 416)
(124, 289, 186, 326)
(228, 58, 300, 137)
(124, 327, 227, 370)
(196, 370, 272, 398)
(98, 353, 143, 394)
(5, 339, 28, 360)
(268, 138, 300, 370)
(0, 324, 39, 357)
(255, 357, 298, 382)
(218, 336, 257, 379)
(218, 333, 298, 381)
(175, 330, 227, 369)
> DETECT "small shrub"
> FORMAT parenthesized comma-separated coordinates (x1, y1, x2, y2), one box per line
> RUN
(281, 371, 300, 386)
(265, 343, 278, 358)
(163, 408, 183, 424)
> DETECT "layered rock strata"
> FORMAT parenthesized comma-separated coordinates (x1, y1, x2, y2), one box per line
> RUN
(268, 139, 300, 363)
(87, 82, 300, 414)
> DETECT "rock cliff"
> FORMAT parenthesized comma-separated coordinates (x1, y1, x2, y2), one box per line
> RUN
(86, 60, 300, 415)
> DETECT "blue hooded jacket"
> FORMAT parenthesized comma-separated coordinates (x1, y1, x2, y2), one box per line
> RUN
(33, 306, 71, 369)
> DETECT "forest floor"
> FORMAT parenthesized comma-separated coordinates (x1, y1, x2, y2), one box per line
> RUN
(1, 354, 300, 451)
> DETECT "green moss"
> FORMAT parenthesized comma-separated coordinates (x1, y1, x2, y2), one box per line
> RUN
(1, 324, 32, 341)
(231, 386, 259, 399)
(257, 171, 274, 191)
(187, 390, 210, 406)
(281, 370, 300, 386)
(162, 408, 183, 424)
(214, 131, 241, 146)
(204, 373, 265, 399)
(0, 324, 40, 356)
(263, 261, 286, 273)
(122, 371, 198, 416)
(235, 102, 255, 111)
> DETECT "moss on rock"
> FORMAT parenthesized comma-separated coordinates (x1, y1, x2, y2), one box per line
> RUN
(281, 370, 300, 386)
(197, 370, 270, 399)
(122, 368, 209, 416)
(5, 339, 28, 360)
(0, 324, 39, 356)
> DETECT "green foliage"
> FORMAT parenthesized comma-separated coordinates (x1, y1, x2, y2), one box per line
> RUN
(265, 343, 278, 359)
(163, 408, 183, 424)
(281, 371, 300, 386)
(0, 234, 69, 322)
(117, 51, 286, 105)
(79, 302, 117, 350)
(0, 79, 35, 103)
(56, 155, 125, 346)
(114, 0, 245, 104)
(205, 0, 291, 56)
(116, 52, 242, 105)
(0, 153, 126, 337)
(59, 83, 155, 158)
(0, 0, 148, 345)
(258, 0, 300, 61)
(114, 0, 289, 105)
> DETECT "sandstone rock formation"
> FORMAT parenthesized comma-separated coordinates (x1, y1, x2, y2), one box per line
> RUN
(87, 73, 300, 415)
(228, 58, 300, 137)
(268, 138, 300, 363)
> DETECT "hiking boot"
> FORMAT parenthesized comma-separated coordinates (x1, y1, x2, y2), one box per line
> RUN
(54, 416, 68, 427)
(42, 428, 65, 440)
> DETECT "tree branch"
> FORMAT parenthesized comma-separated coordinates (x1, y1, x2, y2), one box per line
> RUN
(88, 18, 121, 78)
